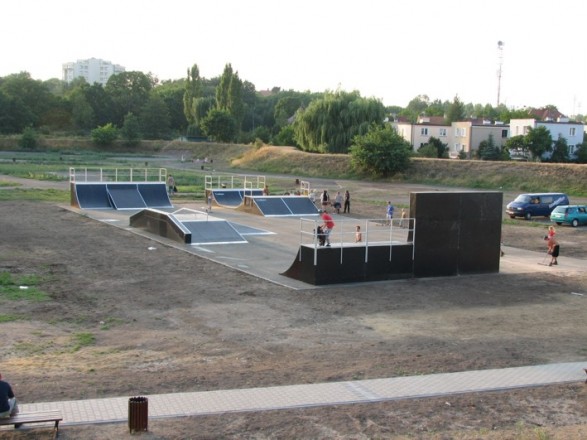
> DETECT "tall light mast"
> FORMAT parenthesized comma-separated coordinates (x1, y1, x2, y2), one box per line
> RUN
(496, 41, 504, 107)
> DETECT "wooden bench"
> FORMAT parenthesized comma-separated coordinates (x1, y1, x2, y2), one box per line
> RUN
(0, 410, 62, 437)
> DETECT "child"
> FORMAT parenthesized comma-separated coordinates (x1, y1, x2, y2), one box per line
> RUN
(548, 225, 556, 239)
(355, 225, 362, 243)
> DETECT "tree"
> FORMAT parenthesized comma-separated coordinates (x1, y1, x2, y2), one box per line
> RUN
(293, 90, 385, 153)
(550, 135, 569, 163)
(91, 123, 118, 146)
(350, 124, 412, 177)
(575, 142, 587, 163)
(478, 134, 501, 160)
(525, 125, 552, 160)
(105, 71, 156, 126)
(120, 113, 141, 146)
(19, 126, 38, 149)
(183, 64, 202, 126)
(200, 109, 237, 142)
(422, 136, 448, 158)
(215, 64, 244, 131)
(504, 135, 528, 159)
(445, 95, 466, 124)
(139, 94, 170, 139)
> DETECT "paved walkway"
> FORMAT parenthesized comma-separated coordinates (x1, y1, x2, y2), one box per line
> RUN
(13, 362, 587, 427)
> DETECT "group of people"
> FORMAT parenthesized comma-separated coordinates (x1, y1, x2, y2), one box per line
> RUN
(317, 189, 351, 214)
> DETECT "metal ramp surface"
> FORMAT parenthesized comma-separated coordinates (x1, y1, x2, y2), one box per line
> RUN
(182, 220, 248, 245)
(212, 189, 263, 208)
(74, 183, 111, 209)
(107, 184, 147, 210)
(252, 196, 320, 217)
(137, 183, 173, 209)
(74, 182, 171, 210)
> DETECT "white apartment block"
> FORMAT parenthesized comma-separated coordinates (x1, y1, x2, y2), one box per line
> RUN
(393, 116, 450, 152)
(509, 118, 585, 159)
(62, 58, 125, 85)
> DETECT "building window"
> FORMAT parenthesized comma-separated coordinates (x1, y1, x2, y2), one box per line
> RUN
(523, 126, 530, 135)
(570, 127, 576, 136)
(501, 129, 508, 138)
(455, 128, 466, 137)
(421, 128, 428, 136)
(439, 128, 447, 137)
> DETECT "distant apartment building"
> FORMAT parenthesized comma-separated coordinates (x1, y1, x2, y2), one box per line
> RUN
(62, 58, 125, 85)
(451, 120, 509, 158)
(509, 117, 585, 159)
(393, 116, 450, 152)
(392, 116, 508, 158)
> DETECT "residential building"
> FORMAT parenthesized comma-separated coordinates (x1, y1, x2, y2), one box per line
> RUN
(451, 120, 509, 159)
(393, 116, 450, 152)
(509, 118, 585, 159)
(62, 58, 125, 85)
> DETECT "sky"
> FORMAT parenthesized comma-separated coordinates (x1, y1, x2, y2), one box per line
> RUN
(2, 0, 586, 116)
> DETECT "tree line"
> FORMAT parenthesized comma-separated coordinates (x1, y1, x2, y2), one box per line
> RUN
(1, 64, 586, 174)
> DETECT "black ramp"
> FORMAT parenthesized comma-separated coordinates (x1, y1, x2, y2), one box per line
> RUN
(254, 198, 292, 216)
(75, 183, 112, 209)
(182, 221, 247, 245)
(282, 197, 319, 215)
(212, 190, 243, 207)
(107, 184, 147, 210)
(138, 183, 172, 208)
(411, 191, 502, 278)
(282, 244, 413, 285)
(241, 189, 263, 198)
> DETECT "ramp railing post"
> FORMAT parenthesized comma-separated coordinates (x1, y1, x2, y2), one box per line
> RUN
(365, 220, 370, 263)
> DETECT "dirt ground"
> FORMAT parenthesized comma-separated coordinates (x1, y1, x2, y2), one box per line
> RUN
(1, 177, 587, 439)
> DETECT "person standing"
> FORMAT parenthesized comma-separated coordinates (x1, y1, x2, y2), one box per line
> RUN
(386, 201, 394, 225)
(0, 372, 18, 419)
(167, 174, 175, 197)
(343, 190, 351, 213)
(333, 191, 343, 214)
(321, 210, 335, 247)
(546, 236, 560, 266)
(355, 225, 362, 242)
(320, 190, 330, 211)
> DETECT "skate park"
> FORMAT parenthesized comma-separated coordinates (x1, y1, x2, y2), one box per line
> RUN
(68, 167, 587, 290)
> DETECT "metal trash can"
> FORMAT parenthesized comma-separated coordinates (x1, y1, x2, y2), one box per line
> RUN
(128, 396, 148, 433)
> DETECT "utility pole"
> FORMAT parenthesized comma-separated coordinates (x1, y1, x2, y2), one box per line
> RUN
(496, 41, 504, 107)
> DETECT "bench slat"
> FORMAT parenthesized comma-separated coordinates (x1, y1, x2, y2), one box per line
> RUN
(0, 410, 62, 425)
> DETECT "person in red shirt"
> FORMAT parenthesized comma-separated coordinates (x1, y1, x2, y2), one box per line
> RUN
(321, 211, 335, 247)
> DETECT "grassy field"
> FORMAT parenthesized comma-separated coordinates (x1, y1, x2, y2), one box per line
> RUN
(1, 140, 586, 199)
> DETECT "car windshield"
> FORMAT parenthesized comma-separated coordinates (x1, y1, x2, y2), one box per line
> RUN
(513, 195, 531, 203)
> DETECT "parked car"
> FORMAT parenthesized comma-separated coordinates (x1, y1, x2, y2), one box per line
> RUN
(506, 193, 569, 220)
(550, 205, 587, 227)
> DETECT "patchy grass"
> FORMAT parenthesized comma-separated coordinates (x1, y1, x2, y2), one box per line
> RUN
(0, 271, 50, 302)
(0, 314, 20, 323)
(71, 332, 96, 352)
(0, 188, 69, 202)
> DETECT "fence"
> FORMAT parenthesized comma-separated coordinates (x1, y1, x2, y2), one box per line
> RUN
(69, 167, 167, 183)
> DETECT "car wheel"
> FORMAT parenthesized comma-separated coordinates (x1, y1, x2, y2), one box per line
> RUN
(556, 222, 562, 226)
(509, 215, 515, 219)
(572, 219, 579, 227)
(524, 212, 531, 220)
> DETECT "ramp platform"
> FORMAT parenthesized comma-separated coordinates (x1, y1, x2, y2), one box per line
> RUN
(240, 196, 320, 217)
(73, 182, 172, 210)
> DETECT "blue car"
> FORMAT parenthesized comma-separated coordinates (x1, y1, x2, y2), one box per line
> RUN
(550, 205, 587, 227)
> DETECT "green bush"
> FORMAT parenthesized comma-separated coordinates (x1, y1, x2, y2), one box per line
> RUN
(91, 123, 118, 146)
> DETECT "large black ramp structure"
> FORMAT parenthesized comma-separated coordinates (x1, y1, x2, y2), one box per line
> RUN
(130, 209, 191, 244)
(254, 198, 292, 216)
(137, 183, 172, 208)
(107, 184, 147, 210)
(74, 183, 111, 209)
(282, 244, 413, 285)
(410, 191, 502, 278)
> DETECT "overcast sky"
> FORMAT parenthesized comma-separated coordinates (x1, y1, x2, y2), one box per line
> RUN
(2, 0, 586, 116)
